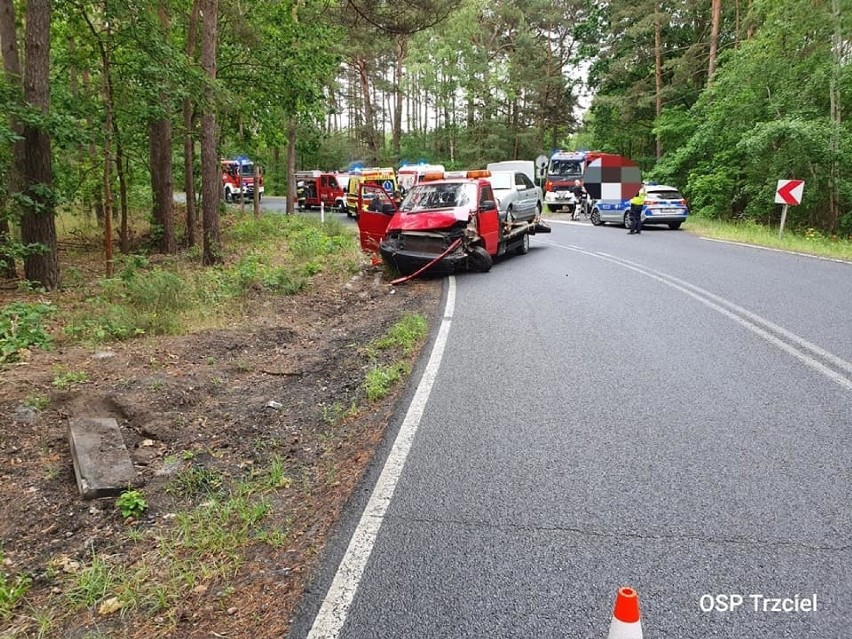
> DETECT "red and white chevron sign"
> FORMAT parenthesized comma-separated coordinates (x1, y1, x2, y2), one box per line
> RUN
(775, 179, 804, 206)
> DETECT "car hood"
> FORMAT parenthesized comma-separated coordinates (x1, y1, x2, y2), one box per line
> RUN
(387, 208, 470, 232)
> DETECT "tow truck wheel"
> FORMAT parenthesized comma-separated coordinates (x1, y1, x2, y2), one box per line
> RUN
(225, 190, 233, 203)
(516, 233, 529, 255)
(469, 246, 493, 272)
(590, 207, 603, 226)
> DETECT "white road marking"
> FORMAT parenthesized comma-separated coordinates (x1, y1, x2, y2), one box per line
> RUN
(700, 237, 852, 265)
(305, 277, 457, 639)
(542, 240, 852, 392)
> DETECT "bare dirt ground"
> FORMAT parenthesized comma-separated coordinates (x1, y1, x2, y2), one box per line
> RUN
(0, 263, 442, 638)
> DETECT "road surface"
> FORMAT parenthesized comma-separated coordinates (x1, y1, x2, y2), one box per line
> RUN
(291, 219, 851, 638)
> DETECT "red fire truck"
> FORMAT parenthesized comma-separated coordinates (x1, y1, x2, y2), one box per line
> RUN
(295, 170, 346, 212)
(221, 157, 264, 203)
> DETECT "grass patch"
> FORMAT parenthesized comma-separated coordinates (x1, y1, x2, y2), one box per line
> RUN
(55, 213, 361, 345)
(364, 361, 410, 402)
(686, 217, 852, 261)
(367, 313, 428, 356)
(0, 301, 55, 364)
(0, 553, 31, 621)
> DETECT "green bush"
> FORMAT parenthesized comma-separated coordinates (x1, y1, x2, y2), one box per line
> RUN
(0, 301, 55, 363)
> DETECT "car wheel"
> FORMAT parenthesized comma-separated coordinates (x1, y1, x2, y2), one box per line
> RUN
(469, 246, 493, 272)
(590, 208, 602, 226)
(507, 205, 515, 224)
(535, 202, 542, 218)
(516, 232, 529, 255)
(224, 189, 233, 203)
(623, 212, 631, 229)
(669, 222, 682, 230)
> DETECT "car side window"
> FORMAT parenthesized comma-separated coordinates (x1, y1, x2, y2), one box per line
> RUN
(514, 173, 525, 188)
(520, 174, 534, 189)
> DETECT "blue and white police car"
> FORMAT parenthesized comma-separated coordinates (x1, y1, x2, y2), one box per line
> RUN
(589, 183, 689, 230)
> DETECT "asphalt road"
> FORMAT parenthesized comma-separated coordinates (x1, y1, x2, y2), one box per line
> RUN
(290, 219, 852, 639)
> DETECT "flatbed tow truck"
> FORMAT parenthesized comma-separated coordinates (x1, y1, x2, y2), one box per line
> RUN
(357, 170, 551, 279)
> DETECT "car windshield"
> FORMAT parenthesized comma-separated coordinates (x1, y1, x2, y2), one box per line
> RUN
(647, 189, 682, 200)
(548, 159, 582, 178)
(400, 183, 477, 213)
(488, 172, 513, 190)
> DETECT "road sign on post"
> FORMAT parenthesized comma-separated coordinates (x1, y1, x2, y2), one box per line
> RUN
(775, 179, 804, 239)
(535, 155, 549, 186)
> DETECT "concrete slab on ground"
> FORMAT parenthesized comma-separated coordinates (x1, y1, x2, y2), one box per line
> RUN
(68, 417, 136, 499)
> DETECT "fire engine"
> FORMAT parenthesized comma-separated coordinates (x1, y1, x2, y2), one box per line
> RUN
(295, 170, 346, 212)
(221, 157, 264, 203)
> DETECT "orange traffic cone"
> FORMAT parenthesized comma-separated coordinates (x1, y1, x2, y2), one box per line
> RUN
(608, 587, 642, 639)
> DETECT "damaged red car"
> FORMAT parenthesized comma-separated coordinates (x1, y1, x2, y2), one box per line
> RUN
(357, 170, 551, 277)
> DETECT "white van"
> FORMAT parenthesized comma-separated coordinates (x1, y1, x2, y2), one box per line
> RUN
(486, 161, 536, 186)
(397, 163, 446, 195)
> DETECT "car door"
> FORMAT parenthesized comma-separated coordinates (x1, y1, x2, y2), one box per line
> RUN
(357, 184, 397, 252)
(514, 172, 535, 219)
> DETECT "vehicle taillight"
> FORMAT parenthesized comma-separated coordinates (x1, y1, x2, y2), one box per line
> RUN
(545, 180, 552, 192)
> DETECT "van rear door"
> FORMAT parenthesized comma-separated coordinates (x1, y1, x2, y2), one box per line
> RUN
(357, 184, 397, 252)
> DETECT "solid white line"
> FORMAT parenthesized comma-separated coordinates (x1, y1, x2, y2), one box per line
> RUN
(305, 276, 456, 639)
(544, 240, 852, 392)
(699, 237, 852, 265)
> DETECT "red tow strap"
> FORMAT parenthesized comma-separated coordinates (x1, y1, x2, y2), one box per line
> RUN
(390, 238, 463, 286)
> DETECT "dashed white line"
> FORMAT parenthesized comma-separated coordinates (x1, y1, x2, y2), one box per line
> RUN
(305, 276, 456, 639)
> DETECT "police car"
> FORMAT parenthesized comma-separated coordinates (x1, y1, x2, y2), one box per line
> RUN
(589, 183, 689, 230)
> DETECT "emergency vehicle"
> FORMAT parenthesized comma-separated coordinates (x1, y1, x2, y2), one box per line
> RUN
(357, 170, 551, 277)
(345, 167, 398, 218)
(543, 150, 594, 212)
(397, 163, 446, 195)
(295, 170, 346, 212)
(221, 157, 264, 203)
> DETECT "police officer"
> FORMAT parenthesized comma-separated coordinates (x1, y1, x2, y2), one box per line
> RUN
(628, 188, 645, 234)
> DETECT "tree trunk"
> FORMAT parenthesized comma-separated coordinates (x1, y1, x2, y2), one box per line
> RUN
(116, 136, 129, 253)
(183, 0, 200, 247)
(200, 0, 221, 265)
(286, 116, 297, 214)
(356, 58, 379, 163)
(99, 19, 115, 277)
(149, 0, 175, 253)
(708, 0, 722, 81)
(0, 0, 21, 277)
(654, 1, 664, 159)
(20, 0, 58, 289)
(828, 0, 842, 231)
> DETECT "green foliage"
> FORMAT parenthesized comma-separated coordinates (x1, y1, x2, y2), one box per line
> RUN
(0, 302, 55, 364)
(0, 552, 31, 620)
(369, 313, 428, 355)
(116, 490, 148, 519)
(23, 393, 50, 411)
(364, 362, 410, 402)
(166, 465, 225, 499)
(51, 366, 89, 390)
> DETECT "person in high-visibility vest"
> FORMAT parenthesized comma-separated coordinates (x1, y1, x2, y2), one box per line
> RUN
(628, 188, 646, 235)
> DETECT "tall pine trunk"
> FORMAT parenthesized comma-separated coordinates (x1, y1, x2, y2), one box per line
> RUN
(708, 0, 722, 81)
(183, 0, 200, 247)
(149, 0, 175, 253)
(200, 0, 221, 265)
(20, 0, 59, 289)
(0, 0, 21, 277)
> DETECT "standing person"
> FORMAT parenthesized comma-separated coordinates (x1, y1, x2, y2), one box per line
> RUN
(628, 188, 645, 234)
(571, 179, 587, 220)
